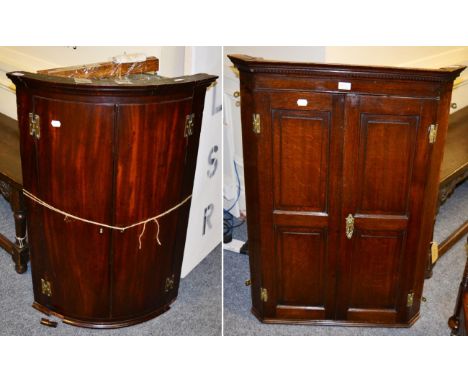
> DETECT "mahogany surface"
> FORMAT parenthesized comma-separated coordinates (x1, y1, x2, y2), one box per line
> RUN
(230, 54, 465, 326)
(7, 69, 217, 328)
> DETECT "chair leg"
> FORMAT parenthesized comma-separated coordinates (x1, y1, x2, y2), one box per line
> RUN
(10, 187, 29, 274)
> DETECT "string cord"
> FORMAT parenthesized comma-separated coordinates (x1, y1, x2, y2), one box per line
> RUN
(22, 189, 191, 249)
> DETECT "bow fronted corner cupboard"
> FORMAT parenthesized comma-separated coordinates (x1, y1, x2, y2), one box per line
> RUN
(229, 54, 465, 327)
(7, 58, 217, 328)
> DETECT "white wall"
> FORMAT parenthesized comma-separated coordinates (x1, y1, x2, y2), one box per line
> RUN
(0, 46, 220, 277)
(223, 46, 326, 68)
(326, 46, 467, 67)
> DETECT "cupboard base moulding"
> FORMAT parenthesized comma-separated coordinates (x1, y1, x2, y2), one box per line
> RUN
(251, 307, 420, 328)
(32, 300, 175, 329)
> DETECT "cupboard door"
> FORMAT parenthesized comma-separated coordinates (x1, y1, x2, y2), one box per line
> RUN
(111, 98, 193, 319)
(259, 92, 344, 320)
(31, 97, 115, 320)
(337, 94, 436, 324)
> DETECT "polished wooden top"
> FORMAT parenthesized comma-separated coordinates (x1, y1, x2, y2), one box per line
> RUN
(7, 71, 217, 96)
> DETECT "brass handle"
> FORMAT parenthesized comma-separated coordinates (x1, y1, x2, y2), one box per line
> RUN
(233, 91, 240, 98)
(345, 214, 354, 239)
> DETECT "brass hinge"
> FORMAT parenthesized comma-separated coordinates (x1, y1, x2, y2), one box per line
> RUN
(252, 113, 260, 134)
(260, 287, 268, 302)
(29, 112, 40, 139)
(41, 278, 52, 297)
(431, 241, 439, 264)
(428, 123, 438, 144)
(184, 113, 195, 137)
(244, 279, 251, 286)
(345, 214, 354, 239)
(165, 274, 175, 292)
(407, 292, 414, 308)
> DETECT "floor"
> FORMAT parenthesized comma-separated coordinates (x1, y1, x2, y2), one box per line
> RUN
(223, 181, 468, 335)
(0, 196, 221, 336)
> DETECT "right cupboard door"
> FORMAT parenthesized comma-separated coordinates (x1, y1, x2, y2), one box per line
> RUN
(336, 94, 437, 324)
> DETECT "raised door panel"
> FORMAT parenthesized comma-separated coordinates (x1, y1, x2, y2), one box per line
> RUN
(338, 94, 435, 324)
(111, 97, 193, 319)
(346, 230, 405, 322)
(273, 111, 329, 211)
(276, 228, 326, 308)
(261, 92, 343, 321)
(357, 115, 417, 215)
(31, 96, 114, 320)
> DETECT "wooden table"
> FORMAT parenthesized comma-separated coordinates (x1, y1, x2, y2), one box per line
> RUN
(0, 113, 29, 273)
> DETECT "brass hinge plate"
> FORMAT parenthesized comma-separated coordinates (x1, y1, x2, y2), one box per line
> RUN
(29, 113, 40, 139)
(428, 123, 438, 144)
(184, 113, 195, 137)
(165, 274, 175, 292)
(252, 113, 260, 134)
(407, 292, 414, 308)
(345, 214, 354, 239)
(41, 278, 52, 297)
(260, 287, 268, 302)
(431, 241, 439, 264)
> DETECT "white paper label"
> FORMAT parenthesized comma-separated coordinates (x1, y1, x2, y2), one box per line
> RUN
(51, 120, 61, 128)
(297, 99, 308, 106)
(338, 82, 352, 90)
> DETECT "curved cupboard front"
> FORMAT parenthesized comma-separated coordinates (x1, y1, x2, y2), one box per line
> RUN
(8, 69, 217, 328)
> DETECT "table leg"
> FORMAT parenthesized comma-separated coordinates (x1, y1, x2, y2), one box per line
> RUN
(10, 187, 29, 274)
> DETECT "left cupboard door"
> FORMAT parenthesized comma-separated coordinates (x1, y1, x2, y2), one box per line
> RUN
(26, 96, 115, 321)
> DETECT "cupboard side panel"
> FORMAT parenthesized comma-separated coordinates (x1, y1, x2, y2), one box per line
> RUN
(238, 75, 269, 317)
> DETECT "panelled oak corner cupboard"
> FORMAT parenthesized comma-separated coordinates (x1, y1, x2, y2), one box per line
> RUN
(8, 58, 217, 328)
(229, 54, 465, 327)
